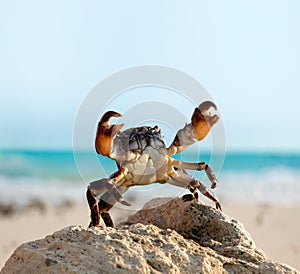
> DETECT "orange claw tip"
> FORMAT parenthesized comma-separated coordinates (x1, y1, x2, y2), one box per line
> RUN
(198, 101, 218, 113)
(104, 110, 122, 117)
(100, 111, 123, 126)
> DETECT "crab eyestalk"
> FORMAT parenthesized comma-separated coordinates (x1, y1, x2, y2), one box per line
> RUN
(192, 101, 219, 141)
(95, 111, 124, 156)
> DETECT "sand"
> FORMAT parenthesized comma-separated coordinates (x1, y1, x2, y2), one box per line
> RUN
(225, 203, 300, 270)
(0, 201, 299, 271)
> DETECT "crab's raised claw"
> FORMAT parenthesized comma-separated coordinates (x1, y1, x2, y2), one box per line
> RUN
(95, 111, 124, 156)
(192, 101, 219, 141)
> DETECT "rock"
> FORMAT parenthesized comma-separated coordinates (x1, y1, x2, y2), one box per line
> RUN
(1, 198, 299, 274)
(123, 197, 261, 262)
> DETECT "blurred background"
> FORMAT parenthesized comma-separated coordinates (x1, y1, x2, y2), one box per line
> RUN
(0, 0, 299, 270)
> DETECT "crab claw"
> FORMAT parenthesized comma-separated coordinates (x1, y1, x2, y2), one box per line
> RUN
(95, 111, 124, 156)
(191, 101, 219, 141)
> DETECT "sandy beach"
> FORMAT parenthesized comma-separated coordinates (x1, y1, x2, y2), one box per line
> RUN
(225, 202, 300, 270)
(0, 200, 299, 271)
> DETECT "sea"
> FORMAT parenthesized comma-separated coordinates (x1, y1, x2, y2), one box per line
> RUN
(1, 150, 300, 208)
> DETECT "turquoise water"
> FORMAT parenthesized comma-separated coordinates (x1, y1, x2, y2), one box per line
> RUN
(1, 149, 300, 205)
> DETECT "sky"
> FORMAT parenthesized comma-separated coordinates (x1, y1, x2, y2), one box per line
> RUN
(0, 1, 300, 151)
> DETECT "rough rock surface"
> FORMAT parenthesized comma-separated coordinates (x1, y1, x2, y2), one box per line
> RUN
(1, 198, 299, 274)
(124, 197, 262, 263)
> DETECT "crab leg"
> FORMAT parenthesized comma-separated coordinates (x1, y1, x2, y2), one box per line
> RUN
(97, 185, 128, 227)
(169, 169, 222, 210)
(87, 186, 128, 227)
(87, 168, 130, 227)
(195, 179, 222, 210)
(172, 160, 218, 189)
(167, 101, 219, 156)
(86, 188, 101, 227)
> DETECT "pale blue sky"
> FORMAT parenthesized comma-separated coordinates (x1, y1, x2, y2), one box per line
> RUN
(0, 1, 300, 151)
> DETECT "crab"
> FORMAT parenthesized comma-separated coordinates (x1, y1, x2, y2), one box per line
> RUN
(87, 101, 221, 227)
